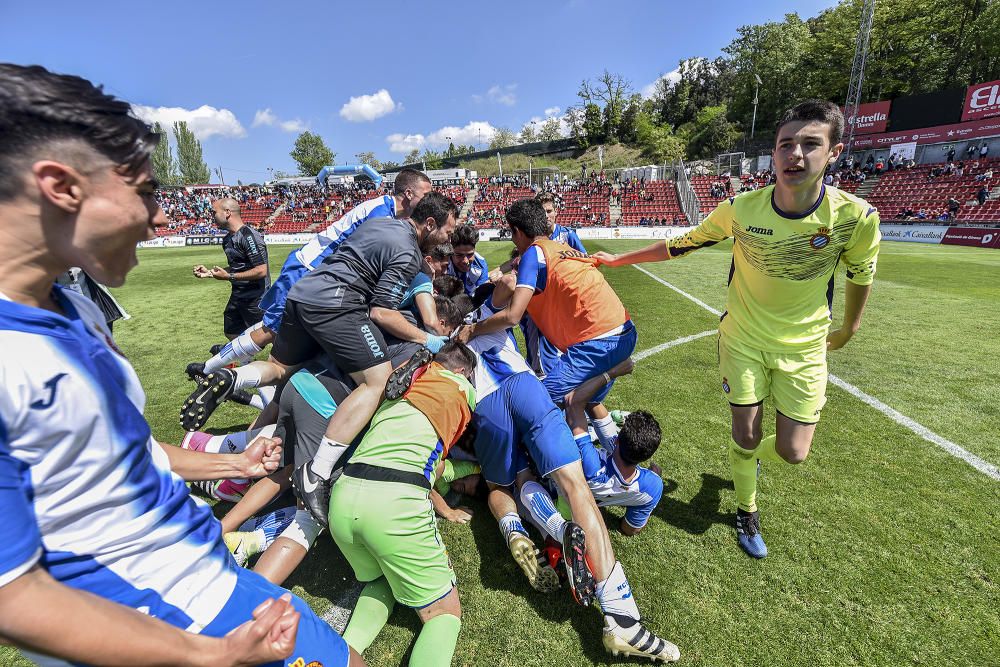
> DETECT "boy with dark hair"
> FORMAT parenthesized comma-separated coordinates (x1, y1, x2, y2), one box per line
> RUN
(433, 274, 464, 298)
(447, 223, 490, 295)
(595, 98, 880, 558)
(0, 63, 359, 667)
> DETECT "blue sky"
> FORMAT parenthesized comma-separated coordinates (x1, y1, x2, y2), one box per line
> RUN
(3, 0, 834, 182)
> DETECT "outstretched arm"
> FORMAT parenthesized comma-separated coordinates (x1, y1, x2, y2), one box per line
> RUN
(827, 281, 872, 351)
(0, 566, 299, 667)
(160, 436, 283, 482)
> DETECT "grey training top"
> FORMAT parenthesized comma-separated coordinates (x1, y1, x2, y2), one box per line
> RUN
(288, 217, 422, 311)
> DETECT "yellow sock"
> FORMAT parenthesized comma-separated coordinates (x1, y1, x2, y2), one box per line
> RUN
(729, 440, 758, 513)
(755, 434, 783, 464)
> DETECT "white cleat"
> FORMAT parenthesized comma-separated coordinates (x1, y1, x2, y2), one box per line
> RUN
(507, 532, 560, 593)
(603, 619, 680, 663)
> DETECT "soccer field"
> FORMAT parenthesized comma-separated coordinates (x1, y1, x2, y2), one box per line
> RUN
(7, 240, 998, 667)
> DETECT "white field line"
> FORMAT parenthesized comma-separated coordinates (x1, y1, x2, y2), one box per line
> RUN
(630, 265, 1000, 481)
(634, 329, 717, 361)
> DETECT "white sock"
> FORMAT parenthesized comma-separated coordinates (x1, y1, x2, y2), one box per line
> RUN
(233, 364, 263, 390)
(592, 415, 619, 449)
(204, 325, 264, 373)
(498, 512, 527, 545)
(278, 509, 323, 551)
(257, 385, 276, 406)
(248, 394, 265, 410)
(519, 481, 567, 543)
(310, 437, 349, 479)
(597, 560, 641, 626)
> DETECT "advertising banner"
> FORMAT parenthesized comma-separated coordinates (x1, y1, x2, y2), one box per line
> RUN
(264, 233, 314, 245)
(842, 100, 891, 134)
(184, 235, 225, 246)
(941, 226, 1000, 249)
(878, 224, 947, 244)
(962, 79, 1000, 122)
(889, 141, 917, 162)
(849, 116, 1000, 150)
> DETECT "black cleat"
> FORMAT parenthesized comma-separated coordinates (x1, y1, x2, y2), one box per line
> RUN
(384, 346, 433, 400)
(227, 389, 258, 407)
(562, 521, 597, 607)
(179, 368, 235, 431)
(185, 361, 206, 382)
(291, 461, 331, 529)
(209, 343, 224, 356)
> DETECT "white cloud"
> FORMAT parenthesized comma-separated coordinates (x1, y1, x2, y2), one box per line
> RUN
(132, 104, 246, 140)
(473, 84, 517, 106)
(385, 121, 499, 154)
(252, 108, 307, 133)
(386, 133, 426, 154)
(544, 106, 561, 117)
(339, 89, 400, 122)
(641, 67, 683, 98)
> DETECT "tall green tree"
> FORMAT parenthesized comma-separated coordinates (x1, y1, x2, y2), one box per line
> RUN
(150, 122, 179, 185)
(680, 104, 741, 159)
(537, 117, 564, 141)
(172, 121, 210, 184)
(634, 112, 686, 162)
(489, 127, 517, 149)
(290, 131, 335, 176)
(518, 124, 538, 143)
(404, 148, 420, 165)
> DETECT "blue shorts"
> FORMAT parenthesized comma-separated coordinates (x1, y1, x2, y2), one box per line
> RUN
(520, 315, 562, 378)
(202, 566, 350, 667)
(259, 252, 309, 332)
(473, 372, 580, 487)
(542, 320, 637, 405)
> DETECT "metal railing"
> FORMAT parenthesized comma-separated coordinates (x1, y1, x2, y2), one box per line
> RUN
(668, 160, 702, 225)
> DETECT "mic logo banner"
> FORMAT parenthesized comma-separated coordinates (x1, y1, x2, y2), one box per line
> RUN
(962, 80, 1000, 121)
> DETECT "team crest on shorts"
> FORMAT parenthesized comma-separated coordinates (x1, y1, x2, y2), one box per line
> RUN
(809, 227, 831, 250)
(722, 377, 731, 394)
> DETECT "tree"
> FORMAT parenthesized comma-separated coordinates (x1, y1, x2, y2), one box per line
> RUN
(581, 103, 605, 146)
(537, 117, 564, 141)
(290, 131, 335, 177)
(518, 123, 538, 143)
(578, 70, 633, 142)
(489, 127, 517, 149)
(381, 160, 401, 171)
(354, 151, 381, 170)
(634, 112, 685, 162)
(404, 149, 420, 165)
(172, 121, 210, 184)
(150, 122, 179, 185)
(680, 104, 741, 159)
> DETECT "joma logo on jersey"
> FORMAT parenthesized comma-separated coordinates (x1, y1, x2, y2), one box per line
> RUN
(31, 373, 68, 410)
(360, 325, 385, 358)
(746, 225, 773, 236)
(558, 249, 588, 260)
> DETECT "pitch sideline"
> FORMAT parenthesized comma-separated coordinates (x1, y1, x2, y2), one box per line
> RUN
(631, 265, 1000, 481)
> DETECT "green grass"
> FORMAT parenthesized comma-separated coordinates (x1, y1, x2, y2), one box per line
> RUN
(5, 240, 999, 667)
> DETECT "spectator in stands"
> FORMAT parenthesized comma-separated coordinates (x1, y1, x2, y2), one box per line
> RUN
(977, 185, 989, 206)
(937, 211, 951, 222)
(956, 161, 965, 177)
(864, 154, 875, 172)
(916, 209, 928, 219)
(947, 197, 961, 218)
(901, 207, 915, 219)
(947, 146, 956, 162)
(967, 143, 978, 159)
(975, 168, 993, 182)
(981, 144, 990, 158)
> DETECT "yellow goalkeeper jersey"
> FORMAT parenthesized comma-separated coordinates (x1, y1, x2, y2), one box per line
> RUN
(666, 185, 880, 352)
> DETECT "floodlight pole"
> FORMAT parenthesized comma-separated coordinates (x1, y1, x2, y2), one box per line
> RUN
(843, 0, 877, 161)
(750, 74, 762, 139)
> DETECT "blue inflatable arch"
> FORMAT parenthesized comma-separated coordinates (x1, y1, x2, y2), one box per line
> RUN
(316, 164, 383, 187)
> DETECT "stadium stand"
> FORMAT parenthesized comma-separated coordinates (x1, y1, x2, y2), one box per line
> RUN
(618, 180, 684, 226)
(865, 158, 1000, 222)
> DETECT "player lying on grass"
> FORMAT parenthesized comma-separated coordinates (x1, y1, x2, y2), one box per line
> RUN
(328, 341, 477, 667)
(448, 289, 681, 662)
(593, 99, 880, 559)
(0, 62, 364, 667)
(523, 409, 665, 545)
(186, 169, 432, 382)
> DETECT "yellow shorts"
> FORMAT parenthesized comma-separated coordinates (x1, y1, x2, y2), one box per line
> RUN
(718, 334, 828, 424)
